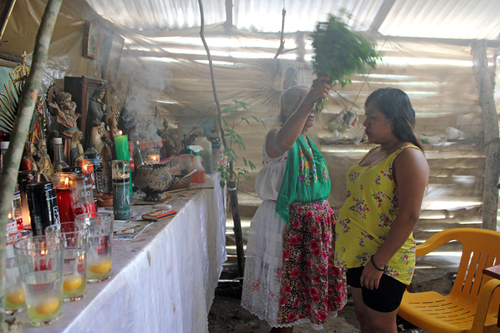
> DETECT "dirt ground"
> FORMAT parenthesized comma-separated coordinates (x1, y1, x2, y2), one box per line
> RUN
(208, 273, 455, 333)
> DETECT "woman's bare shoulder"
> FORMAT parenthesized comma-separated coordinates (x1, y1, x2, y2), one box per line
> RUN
(395, 145, 429, 173)
(265, 127, 285, 158)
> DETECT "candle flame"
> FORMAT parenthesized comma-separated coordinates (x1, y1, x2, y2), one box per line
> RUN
(148, 154, 160, 164)
(64, 177, 69, 186)
(8, 212, 11, 219)
(41, 249, 47, 255)
(118, 130, 122, 135)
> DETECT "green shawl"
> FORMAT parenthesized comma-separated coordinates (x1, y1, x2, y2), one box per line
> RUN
(275, 135, 331, 223)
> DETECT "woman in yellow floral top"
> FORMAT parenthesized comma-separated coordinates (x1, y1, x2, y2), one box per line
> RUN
(335, 88, 429, 333)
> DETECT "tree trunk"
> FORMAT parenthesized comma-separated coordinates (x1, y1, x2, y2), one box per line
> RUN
(197, 0, 245, 277)
(471, 41, 499, 231)
(0, 0, 62, 330)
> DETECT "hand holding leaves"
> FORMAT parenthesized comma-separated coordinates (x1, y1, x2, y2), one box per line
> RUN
(311, 15, 380, 112)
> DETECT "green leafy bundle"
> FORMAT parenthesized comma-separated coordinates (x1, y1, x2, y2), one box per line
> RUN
(311, 15, 379, 111)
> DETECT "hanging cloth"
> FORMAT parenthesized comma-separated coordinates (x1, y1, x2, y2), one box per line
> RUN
(275, 135, 331, 223)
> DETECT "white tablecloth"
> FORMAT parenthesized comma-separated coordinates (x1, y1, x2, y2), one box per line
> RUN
(18, 173, 227, 333)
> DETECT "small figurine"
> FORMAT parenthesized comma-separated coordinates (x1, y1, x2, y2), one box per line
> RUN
(84, 84, 107, 150)
(30, 94, 47, 146)
(106, 107, 120, 137)
(46, 84, 81, 161)
(34, 139, 54, 182)
(159, 119, 178, 157)
(69, 130, 85, 167)
(21, 141, 38, 175)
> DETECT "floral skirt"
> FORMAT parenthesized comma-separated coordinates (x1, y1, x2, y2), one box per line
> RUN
(277, 200, 347, 327)
(241, 200, 347, 330)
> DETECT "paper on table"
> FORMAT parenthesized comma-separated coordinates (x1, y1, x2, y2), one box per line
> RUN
(113, 220, 152, 240)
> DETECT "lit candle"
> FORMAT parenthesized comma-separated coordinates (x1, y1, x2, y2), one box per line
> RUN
(114, 132, 133, 195)
(148, 154, 160, 164)
(53, 172, 76, 225)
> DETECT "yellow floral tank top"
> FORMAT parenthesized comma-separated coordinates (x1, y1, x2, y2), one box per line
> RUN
(335, 145, 420, 285)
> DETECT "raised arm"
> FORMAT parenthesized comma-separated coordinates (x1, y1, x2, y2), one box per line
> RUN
(266, 76, 331, 158)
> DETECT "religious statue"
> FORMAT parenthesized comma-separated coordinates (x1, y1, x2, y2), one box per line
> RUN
(29, 94, 48, 146)
(69, 130, 84, 167)
(35, 139, 54, 182)
(106, 107, 120, 137)
(95, 120, 114, 195)
(84, 84, 107, 151)
(159, 119, 178, 158)
(46, 84, 80, 162)
(21, 141, 38, 176)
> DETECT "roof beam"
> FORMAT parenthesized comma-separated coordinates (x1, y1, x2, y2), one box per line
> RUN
(369, 0, 396, 32)
(368, 33, 500, 48)
(224, 0, 233, 29)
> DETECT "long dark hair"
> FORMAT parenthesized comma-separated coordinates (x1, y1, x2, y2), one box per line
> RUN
(365, 87, 423, 150)
(279, 85, 309, 125)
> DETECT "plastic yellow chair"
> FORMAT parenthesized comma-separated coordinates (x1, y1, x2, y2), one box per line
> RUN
(398, 228, 500, 333)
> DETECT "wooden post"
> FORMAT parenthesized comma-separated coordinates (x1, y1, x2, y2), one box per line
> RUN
(471, 41, 500, 231)
(0, 1, 62, 330)
(223, 0, 233, 30)
(227, 179, 244, 277)
(198, 0, 245, 278)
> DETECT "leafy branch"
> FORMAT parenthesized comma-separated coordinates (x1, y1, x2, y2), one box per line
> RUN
(218, 100, 266, 189)
(311, 15, 380, 111)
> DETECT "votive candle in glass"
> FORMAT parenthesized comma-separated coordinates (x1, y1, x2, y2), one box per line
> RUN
(114, 133, 133, 195)
(112, 160, 130, 220)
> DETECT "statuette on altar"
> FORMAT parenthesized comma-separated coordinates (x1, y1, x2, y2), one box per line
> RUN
(70, 130, 85, 167)
(21, 141, 38, 175)
(159, 119, 178, 158)
(46, 84, 81, 161)
(35, 139, 54, 182)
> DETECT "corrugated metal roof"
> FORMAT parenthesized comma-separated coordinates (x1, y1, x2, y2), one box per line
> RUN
(85, 0, 500, 40)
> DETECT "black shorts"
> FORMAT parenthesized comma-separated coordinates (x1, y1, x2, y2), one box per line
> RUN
(347, 266, 407, 313)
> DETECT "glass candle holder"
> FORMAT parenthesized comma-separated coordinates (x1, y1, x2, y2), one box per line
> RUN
(46, 222, 88, 302)
(75, 212, 114, 283)
(18, 170, 37, 229)
(5, 229, 32, 315)
(147, 145, 161, 164)
(112, 160, 130, 220)
(178, 154, 191, 176)
(53, 172, 77, 223)
(14, 235, 64, 327)
(70, 173, 96, 218)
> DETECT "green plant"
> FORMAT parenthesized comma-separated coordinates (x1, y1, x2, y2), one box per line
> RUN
(218, 99, 266, 189)
(311, 15, 380, 111)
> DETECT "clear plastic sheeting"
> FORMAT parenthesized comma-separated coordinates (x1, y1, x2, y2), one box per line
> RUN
(3, 0, 499, 241)
(83, 0, 500, 40)
(16, 174, 227, 333)
(3, 0, 499, 122)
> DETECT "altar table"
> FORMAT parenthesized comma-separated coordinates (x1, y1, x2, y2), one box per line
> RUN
(17, 173, 227, 333)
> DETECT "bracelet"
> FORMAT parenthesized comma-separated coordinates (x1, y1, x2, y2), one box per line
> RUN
(370, 255, 385, 272)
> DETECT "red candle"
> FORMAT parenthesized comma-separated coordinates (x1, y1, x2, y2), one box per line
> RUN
(56, 187, 75, 224)
(74, 201, 96, 217)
